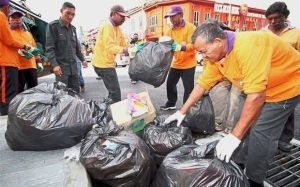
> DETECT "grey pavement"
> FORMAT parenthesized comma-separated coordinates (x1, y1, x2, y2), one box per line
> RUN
(1, 64, 299, 187)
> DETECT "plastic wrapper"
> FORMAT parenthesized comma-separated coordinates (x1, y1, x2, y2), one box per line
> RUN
(151, 141, 249, 187)
(5, 82, 94, 151)
(80, 121, 156, 187)
(143, 115, 193, 165)
(128, 39, 174, 88)
(183, 95, 215, 135)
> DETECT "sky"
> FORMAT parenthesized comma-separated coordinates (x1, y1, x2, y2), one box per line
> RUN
(12, 0, 300, 32)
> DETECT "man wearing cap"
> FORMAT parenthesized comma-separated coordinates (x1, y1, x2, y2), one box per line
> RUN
(9, 10, 43, 93)
(0, 0, 33, 115)
(45, 2, 87, 93)
(92, 5, 142, 103)
(160, 5, 196, 111)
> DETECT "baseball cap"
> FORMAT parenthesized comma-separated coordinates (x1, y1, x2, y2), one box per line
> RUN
(0, 0, 9, 6)
(164, 5, 183, 18)
(218, 22, 235, 31)
(9, 9, 24, 17)
(111, 5, 130, 18)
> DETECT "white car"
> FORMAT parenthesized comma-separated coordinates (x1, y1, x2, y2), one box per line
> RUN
(196, 52, 203, 66)
(115, 54, 130, 67)
(84, 54, 92, 62)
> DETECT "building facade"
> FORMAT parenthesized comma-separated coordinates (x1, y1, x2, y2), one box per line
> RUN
(143, 0, 267, 41)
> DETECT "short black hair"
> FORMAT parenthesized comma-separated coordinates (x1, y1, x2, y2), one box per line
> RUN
(191, 22, 226, 44)
(62, 2, 75, 10)
(265, 2, 289, 18)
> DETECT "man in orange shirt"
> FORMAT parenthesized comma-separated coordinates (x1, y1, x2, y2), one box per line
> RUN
(160, 5, 196, 110)
(0, 0, 32, 115)
(165, 22, 300, 186)
(9, 10, 43, 93)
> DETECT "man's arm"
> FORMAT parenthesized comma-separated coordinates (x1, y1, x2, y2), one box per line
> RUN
(180, 84, 206, 114)
(232, 91, 266, 139)
(45, 23, 59, 68)
(184, 24, 196, 51)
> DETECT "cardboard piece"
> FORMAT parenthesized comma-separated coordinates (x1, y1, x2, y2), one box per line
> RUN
(110, 91, 156, 132)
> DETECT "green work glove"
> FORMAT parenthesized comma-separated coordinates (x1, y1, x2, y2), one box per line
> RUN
(37, 63, 44, 73)
(128, 44, 143, 58)
(18, 49, 34, 59)
(171, 43, 182, 51)
(136, 44, 143, 52)
(40, 54, 49, 62)
(28, 47, 41, 56)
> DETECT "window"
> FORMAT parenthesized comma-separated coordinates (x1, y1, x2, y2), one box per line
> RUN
(235, 18, 239, 30)
(149, 15, 157, 33)
(261, 20, 265, 28)
(253, 20, 258, 31)
(194, 11, 199, 27)
(131, 18, 135, 32)
(214, 14, 220, 21)
(204, 13, 210, 20)
(243, 19, 248, 31)
(139, 15, 143, 30)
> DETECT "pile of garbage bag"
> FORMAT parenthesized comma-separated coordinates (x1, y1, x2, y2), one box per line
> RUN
(87, 99, 112, 127)
(80, 121, 156, 187)
(151, 141, 249, 187)
(5, 82, 94, 151)
(143, 115, 193, 165)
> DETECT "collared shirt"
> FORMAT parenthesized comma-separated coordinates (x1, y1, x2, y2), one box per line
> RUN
(197, 31, 300, 102)
(45, 18, 84, 75)
(172, 19, 186, 29)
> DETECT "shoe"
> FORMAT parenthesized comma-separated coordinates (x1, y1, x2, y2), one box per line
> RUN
(131, 80, 137, 84)
(215, 123, 223, 131)
(278, 141, 293, 152)
(221, 128, 232, 137)
(160, 104, 176, 111)
(81, 87, 85, 93)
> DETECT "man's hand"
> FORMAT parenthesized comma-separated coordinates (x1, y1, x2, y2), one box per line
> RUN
(82, 61, 88, 68)
(171, 43, 182, 51)
(28, 47, 41, 56)
(53, 66, 62, 77)
(37, 63, 44, 73)
(215, 133, 241, 163)
(18, 49, 33, 59)
(163, 110, 186, 127)
(128, 44, 143, 58)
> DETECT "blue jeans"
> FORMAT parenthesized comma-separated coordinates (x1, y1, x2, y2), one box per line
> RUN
(76, 61, 85, 88)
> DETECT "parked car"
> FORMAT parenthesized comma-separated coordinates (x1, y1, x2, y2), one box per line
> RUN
(84, 54, 92, 62)
(196, 52, 203, 66)
(115, 54, 130, 67)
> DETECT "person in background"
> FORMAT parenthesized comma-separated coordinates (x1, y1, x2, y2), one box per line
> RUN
(92, 5, 142, 103)
(165, 22, 300, 186)
(45, 2, 88, 93)
(130, 33, 139, 84)
(91, 38, 102, 80)
(160, 5, 196, 111)
(263, 2, 300, 152)
(9, 10, 43, 93)
(0, 0, 33, 115)
(76, 39, 86, 92)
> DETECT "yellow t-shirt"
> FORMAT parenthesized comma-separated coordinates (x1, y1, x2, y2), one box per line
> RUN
(165, 21, 196, 69)
(197, 31, 300, 102)
(92, 20, 130, 68)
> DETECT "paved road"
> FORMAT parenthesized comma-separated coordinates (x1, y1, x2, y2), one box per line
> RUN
(39, 64, 300, 140)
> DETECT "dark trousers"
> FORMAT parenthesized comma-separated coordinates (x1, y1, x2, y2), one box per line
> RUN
(18, 68, 38, 93)
(232, 93, 300, 183)
(0, 66, 18, 116)
(94, 67, 121, 102)
(55, 73, 79, 93)
(77, 62, 85, 88)
(166, 67, 196, 105)
(279, 111, 294, 143)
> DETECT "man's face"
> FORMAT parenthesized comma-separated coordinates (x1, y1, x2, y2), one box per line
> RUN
(193, 35, 224, 63)
(169, 14, 182, 27)
(112, 12, 126, 26)
(60, 7, 75, 25)
(267, 13, 286, 30)
(9, 14, 23, 29)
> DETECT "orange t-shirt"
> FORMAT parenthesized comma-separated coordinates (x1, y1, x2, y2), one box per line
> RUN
(0, 12, 24, 67)
(11, 29, 37, 70)
(197, 31, 300, 102)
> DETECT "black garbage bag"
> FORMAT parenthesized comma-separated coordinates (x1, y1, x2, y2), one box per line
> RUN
(80, 121, 157, 187)
(5, 82, 94, 151)
(183, 95, 215, 135)
(143, 115, 193, 165)
(87, 99, 112, 127)
(128, 39, 174, 88)
(151, 141, 249, 187)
